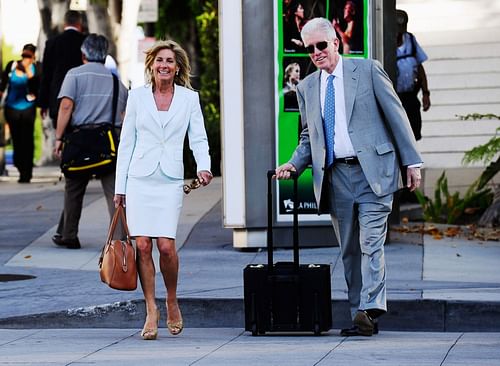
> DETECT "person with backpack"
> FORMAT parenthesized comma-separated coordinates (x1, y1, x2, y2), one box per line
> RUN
(396, 9, 430, 141)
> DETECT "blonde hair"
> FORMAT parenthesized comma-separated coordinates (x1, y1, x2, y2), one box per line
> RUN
(144, 40, 192, 90)
(284, 62, 300, 84)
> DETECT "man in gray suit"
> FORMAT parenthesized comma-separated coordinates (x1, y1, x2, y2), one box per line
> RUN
(276, 18, 422, 336)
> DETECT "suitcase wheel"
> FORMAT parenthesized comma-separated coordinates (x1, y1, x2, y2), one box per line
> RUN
(314, 323, 321, 336)
(251, 323, 258, 336)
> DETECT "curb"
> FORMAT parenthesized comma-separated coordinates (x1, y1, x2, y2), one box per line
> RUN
(2, 298, 499, 332)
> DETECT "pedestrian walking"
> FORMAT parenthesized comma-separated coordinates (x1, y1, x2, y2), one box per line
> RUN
(275, 17, 422, 336)
(39, 10, 86, 126)
(0, 44, 41, 183)
(396, 9, 431, 141)
(114, 40, 212, 340)
(53, 34, 128, 249)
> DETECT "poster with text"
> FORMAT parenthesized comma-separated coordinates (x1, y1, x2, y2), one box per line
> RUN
(276, 0, 370, 220)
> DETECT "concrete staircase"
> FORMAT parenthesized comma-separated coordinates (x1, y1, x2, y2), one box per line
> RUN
(398, 0, 500, 194)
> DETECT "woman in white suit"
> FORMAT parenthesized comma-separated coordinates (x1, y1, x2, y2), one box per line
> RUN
(114, 40, 212, 340)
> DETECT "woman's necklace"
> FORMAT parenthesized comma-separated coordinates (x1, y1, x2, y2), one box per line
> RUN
(154, 85, 174, 111)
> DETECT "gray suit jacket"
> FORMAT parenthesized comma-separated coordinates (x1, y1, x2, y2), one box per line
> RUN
(289, 57, 422, 213)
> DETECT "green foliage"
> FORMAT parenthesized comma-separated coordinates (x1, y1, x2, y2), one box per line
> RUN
(2, 43, 16, 69)
(155, 0, 198, 45)
(417, 113, 499, 224)
(460, 113, 500, 165)
(415, 171, 493, 224)
(462, 129, 500, 166)
(460, 113, 500, 190)
(34, 114, 43, 163)
(459, 113, 500, 121)
(155, 0, 221, 177)
(196, 1, 220, 176)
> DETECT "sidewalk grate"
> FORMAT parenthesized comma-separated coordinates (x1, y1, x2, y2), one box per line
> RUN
(0, 274, 36, 282)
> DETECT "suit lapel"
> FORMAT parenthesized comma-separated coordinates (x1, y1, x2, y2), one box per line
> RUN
(161, 84, 184, 128)
(343, 58, 359, 125)
(143, 85, 163, 128)
(307, 71, 325, 145)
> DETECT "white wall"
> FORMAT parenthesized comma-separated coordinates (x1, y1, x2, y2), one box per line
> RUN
(1, 0, 40, 55)
(398, 0, 500, 193)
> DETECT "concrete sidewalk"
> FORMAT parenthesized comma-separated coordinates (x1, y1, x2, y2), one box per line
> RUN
(1, 164, 500, 333)
(1, 328, 500, 366)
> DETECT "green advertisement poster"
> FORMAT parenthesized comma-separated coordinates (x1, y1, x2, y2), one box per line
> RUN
(275, 0, 370, 221)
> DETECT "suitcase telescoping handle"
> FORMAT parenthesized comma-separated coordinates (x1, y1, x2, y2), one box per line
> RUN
(267, 169, 299, 271)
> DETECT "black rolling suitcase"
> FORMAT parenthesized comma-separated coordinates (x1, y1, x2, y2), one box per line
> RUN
(243, 170, 332, 336)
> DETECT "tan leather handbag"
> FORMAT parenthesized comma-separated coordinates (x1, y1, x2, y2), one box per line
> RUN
(98, 205, 137, 291)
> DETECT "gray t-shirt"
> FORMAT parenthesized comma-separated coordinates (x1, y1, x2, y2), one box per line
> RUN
(58, 62, 128, 127)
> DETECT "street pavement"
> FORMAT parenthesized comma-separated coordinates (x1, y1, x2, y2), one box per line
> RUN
(1, 165, 500, 365)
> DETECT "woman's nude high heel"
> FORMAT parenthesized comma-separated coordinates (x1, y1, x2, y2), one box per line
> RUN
(141, 309, 160, 340)
(167, 303, 183, 336)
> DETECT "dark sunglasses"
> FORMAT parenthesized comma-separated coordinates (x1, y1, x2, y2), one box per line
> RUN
(305, 41, 330, 54)
(183, 178, 202, 194)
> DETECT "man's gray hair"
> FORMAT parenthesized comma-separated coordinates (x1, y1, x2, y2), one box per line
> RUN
(81, 34, 108, 63)
(301, 18, 337, 43)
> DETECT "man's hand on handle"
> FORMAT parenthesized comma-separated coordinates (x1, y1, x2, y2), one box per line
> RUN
(275, 163, 297, 180)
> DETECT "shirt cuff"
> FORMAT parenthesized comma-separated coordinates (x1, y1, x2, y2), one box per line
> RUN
(408, 163, 423, 169)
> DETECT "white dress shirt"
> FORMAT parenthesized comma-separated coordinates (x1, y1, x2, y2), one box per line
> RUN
(319, 57, 422, 168)
(319, 57, 356, 159)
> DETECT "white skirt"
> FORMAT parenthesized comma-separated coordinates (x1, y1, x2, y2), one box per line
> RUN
(125, 167, 184, 238)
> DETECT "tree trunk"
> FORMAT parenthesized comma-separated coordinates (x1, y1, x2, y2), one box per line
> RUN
(37, 0, 69, 166)
(117, 0, 141, 87)
(87, 2, 115, 54)
(478, 185, 500, 227)
(108, 0, 122, 59)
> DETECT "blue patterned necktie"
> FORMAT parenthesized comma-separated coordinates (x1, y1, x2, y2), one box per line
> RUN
(324, 74, 335, 168)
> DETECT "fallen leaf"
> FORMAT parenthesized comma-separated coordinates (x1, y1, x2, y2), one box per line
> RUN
(444, 227, 461, 237)
(24, 255, 32, 259)
(432, 232, 442, 240)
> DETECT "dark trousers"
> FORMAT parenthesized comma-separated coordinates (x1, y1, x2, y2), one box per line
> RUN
(59, 170, 125, 241)
(4, 106, 36, 181)
(398, 92, 422, 141)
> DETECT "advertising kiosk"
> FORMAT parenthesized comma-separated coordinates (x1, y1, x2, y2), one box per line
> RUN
(220, 0, 397, 248)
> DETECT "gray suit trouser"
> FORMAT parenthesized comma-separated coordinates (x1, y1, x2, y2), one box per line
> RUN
(58, 171, 124, 241)
(328, 163, 393, 320)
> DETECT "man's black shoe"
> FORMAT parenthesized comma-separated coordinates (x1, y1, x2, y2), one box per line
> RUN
(353, 310, 375, 336)
(340, 323, 379, 337)
(64, 238, 81, 249)
(52, 234, 65, 246)
(52, 235, 81, 249)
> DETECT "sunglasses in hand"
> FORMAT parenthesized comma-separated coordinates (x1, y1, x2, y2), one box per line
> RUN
(183, 178, 202, 194)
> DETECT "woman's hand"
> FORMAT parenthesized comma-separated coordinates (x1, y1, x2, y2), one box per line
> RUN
(114, 194, 126, 208)
(197, 170, 213, 186)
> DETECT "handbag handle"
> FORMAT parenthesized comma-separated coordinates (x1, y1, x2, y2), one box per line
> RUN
(105, 205, 130, 244)
(98, 205, 131, 267)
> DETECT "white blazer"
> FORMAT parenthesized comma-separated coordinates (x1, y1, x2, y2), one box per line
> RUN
(115, 84, 211, 194)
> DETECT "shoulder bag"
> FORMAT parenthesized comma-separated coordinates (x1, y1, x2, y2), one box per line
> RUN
(60, 74, 119, 178)
(98, 205, 137, 291)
